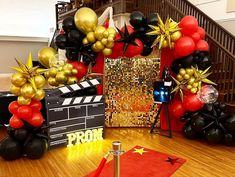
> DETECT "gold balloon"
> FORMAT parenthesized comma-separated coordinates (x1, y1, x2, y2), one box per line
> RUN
(188, 77, 196, 85)
(186, 68, 194, 76)
(179, 68, 186, 75)
(107, 37, 114, 42)
(87, 32, 96, 43)
(48, 77, 58, 86)
(33, 89, 45, 101)
(103, 31, 109, 38)
(21, 83, 35, 98)
(183, 74, 190, 80)
(38, 47, 57, 68)
(102, 48, 112, 56)
(162, 40, 168, 48)
(171, 31, 182, 42)
(82, 37, 89, 45)
(176, 74, 184, 81)
(171, 42, 175, 48)
(10, 84, 21, 96)
(74, 7, 98, 34)
(49, 67, 58, 77)
(64, 64, 73, 70)
(34, 75, 46, 88)
(101, 38, 108, 45)
(17, 96, 31, 105)
(190, 87, 198, 94)
(187, 84, 192, 90)
(44, 71, 50, 78)
(72, 68, 78, 75)
(64, 69, 72, 76)
(91, 44, 100, 52)
(95, 41, 104, 50)
(192, 82, 199, 88)
(94, 26, 106, 40)
(11, 73, 27, 87)
(67, 77, 78, 85)
(107, 27, 116, 35)
(56, 72, 67, 83)
(106, 41, 114, 48)
(57, 66, 63, 71)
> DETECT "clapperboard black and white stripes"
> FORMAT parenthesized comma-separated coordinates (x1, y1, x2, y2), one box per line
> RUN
(45, 77, 105, 148)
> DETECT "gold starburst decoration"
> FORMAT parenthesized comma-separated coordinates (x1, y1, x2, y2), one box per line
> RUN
(193, 66, 217, 91)
(147, 14, 181, 49)
(171, 76, 187, 100)
(11, 53, 47, 91)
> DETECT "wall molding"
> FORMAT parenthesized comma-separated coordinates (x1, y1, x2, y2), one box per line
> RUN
(194, 0, 220, 6)
(0, 36, 49, 43)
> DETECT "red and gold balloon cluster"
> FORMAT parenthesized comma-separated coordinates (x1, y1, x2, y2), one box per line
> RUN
(10, 53, 46, 105)
(74, 7, 116, 56)
(45, 62, 78, 87)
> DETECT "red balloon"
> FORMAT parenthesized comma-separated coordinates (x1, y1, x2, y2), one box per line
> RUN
(8, 101, 20, 114)
(17, 106, 33, 120)
(197, 27, 206, 39)
(121, 25, 134, 34)
(29, 100, 42, 112)
(67, 61, 88, 81)
(196, 40, 209, 51)
(28, 112, 44, 127)
(190, 32, 201, 42)
(169, 99, 185, 119)
(96, 84, 103, 95)
(103, 18, 109, 28)
(183, 93, 204, 112)
(92, 52, 104, 74)
(9, 115, 24, 129)
(179, 16, 198, 35)
(124, 39, 143, 58)
(175, 36, 195, 57)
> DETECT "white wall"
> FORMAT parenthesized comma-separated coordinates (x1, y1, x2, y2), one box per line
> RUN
(0, 0, 57, 38)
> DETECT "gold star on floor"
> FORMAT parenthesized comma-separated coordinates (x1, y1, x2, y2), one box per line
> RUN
(133, 148, 147, 155)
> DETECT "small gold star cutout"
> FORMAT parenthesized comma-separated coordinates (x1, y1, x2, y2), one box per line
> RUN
(133, 148, 147, 155)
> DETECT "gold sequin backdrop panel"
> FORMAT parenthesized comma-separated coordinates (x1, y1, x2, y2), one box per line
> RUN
(105, 55, 160, 127)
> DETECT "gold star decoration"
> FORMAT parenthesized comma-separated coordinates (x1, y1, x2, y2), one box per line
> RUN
(133, 148, 147, 155)
(171, 76, 187, 100)
(11, 53, 47, 91)
(193, 66, 217, 92)
(147, 14, 181, 49)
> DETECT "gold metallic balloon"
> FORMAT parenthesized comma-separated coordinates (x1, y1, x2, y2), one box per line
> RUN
(48, 77, 58, 86)
(17, 96, 31, 105)
(33, 89, 45, 101)
(87, 32, 96, 43)
(107, 27, 116, 35)
(95, 41, 104, 50)
(183, 74, 190, 80)
(72, 69, 78, 75)
(162, 40, 168, 48)
(21, 83, 35, 98)
(188, 77, 196, 85)
(92, 44, 100, 52)
(187, 84, 192, 90)
(186, 68, 194, 76)
(192, 82, 199, 88)
(171, 31, 182, 42)
(67, 76, 78, 85)
(11, 73, 27, 87)
(176, 74, 183, 81)
(101, 38, 108, 45)
(64, 64, 73, 70)
(94, 26, 106, 40)
(107, 37, 114, 42)
(49, 67, 58, 77)
(102, 48, 112, 56)
(64, 69, 72, 76)
(56, 72, 67, 83)
(82, 37, 89, 45)
(179, 68, 186, 75)
(38, 47, 57, 68)
(190, 87, 198, 94)
(103, 31, 109, 38)
(10, 84, 21, 96)
(34, 75, 46, 88)
(106, 41, 114, 48)
(74, 7, 98, 34)
(44, 71, 50, 78)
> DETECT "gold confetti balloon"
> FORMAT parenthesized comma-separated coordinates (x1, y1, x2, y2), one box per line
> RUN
(74, 7, 98, 34)
(11, 73, 27, 87)
(10, 85, 21, 96)
(34, 75, 46, 88)
(17, 96, 31, 105)
(38, 47, 57, 68)
(20, 83, 35, 98)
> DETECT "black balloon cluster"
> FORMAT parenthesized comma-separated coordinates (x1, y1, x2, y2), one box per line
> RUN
(171, 50, 212, 74)
(0, 123, 48, 160)
(55, 17, 97, 66)
(181, 102, 235, 146)
(129, 11, 158, 56)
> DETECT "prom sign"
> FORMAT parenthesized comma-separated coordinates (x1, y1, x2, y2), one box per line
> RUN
(45, 78, 105, 148)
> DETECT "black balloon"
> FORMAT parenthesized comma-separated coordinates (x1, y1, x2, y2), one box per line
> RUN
(7, 126, 15, 137)
(147, 13, 158, 26)
(191, 116, 207, 132)
(83, 55, 91, 66)
(193, 51, 211, 70)
(67, 30, 84, 46)
(129, 11, 146, 29)
(141, 44, 153, 56)
(62, 16, 76, 33)
(142, 29, 157, 46)
(14, 128, 29, 142)
(181, 54, 194, 68)
(183, 124, 198, 139)
(205, 128, 223, 144)
(171, 59, 183, 74)
(55, 34, 67, 49)
(224, 115, 235, 134)
(223, 133, 234, 146)
(65, 48, 79, 61)
(0, 137, 22, 160)
(24, 137, 47, 159)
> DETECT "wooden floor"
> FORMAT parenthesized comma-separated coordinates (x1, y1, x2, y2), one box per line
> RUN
(0, 128, 235, 177)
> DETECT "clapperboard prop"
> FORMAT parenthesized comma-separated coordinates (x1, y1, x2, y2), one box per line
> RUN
(45, 78, 105, 148)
